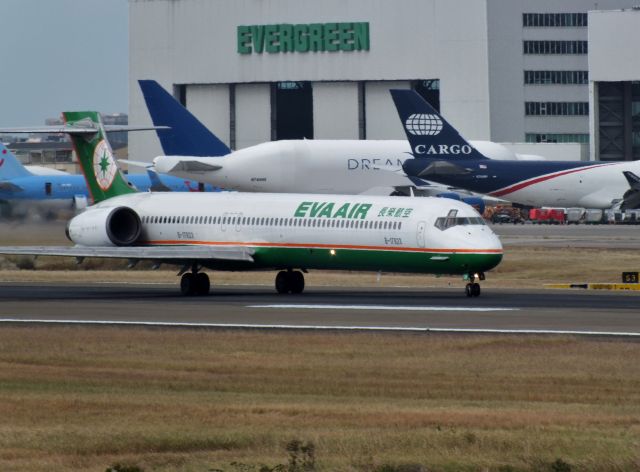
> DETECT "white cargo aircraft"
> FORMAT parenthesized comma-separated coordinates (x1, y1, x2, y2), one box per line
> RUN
(0, 112, 502, 297)
(135, 80, 543, 197)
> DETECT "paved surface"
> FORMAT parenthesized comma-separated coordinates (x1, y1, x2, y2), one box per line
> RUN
(492, 223, 640, 248)
(1, 282, 639, 335)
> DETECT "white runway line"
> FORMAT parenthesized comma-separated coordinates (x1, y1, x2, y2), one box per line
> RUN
(1, 319, 640, 337)
(248, 304, 519, 312)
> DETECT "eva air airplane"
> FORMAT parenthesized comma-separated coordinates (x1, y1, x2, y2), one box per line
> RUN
(0, 112, 502, 297)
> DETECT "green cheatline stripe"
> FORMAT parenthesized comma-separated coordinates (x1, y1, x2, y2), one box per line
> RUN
(253, 246, 501, 274)
(148, 243, 502, 274)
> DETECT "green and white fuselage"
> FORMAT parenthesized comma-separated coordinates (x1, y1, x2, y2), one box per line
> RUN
(69, 191, 502, 275)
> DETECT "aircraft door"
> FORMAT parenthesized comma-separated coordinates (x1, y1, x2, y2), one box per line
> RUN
(45, 182, 52, 196)
(416, 221, 426, 248)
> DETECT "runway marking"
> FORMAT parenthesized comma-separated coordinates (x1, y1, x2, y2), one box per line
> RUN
(248, 304, 518, 312)
(2, 319, 640, 337)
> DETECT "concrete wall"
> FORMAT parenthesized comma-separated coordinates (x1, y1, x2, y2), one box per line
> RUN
(589, 9, 640, 82)
(312, 82, 359, 139)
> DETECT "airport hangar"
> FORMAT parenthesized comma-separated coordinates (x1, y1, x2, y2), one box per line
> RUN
(128, 0, 638, 166)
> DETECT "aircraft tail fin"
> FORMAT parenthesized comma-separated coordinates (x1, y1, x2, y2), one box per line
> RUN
(146, 168, 172, 192)
(390, 89, 488, 160)
(62, 112, 138, 203)
(621, 171, 640, 210)
(139, 80, 231, 157)
(0, 143, 32, 180)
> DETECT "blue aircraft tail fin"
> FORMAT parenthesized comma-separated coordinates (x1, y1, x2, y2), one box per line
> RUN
(138, 80, 231, 157)
(390, 89, 488, 160)
(0, 143, 32, 179)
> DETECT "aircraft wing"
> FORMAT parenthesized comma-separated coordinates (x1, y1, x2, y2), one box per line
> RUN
(0, 245, 255, 262)
(0, 181, 24, 193)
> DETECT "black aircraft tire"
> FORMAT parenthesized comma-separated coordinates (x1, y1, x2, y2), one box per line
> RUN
(472, 283, 481, 297)
(465, 283, 473, 297)
(181, 273, 195, 296)
(290, 271, 305, 294)
(275, 271, 290, 294)
(195, 272, 210, 296)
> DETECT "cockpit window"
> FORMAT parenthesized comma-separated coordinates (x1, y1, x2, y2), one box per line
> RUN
(435, 209, 486, 230)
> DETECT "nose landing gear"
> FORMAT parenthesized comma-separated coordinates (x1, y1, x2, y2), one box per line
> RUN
(275, 269, 305, 294)
(465, 272, 484, 297)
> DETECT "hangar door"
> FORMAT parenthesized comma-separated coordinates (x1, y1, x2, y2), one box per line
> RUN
(272, 81, 313, 140)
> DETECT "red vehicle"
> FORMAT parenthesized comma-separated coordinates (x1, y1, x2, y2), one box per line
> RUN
(529, 208, 565, 224)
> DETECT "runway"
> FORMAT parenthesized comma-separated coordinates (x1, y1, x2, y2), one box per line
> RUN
(493, 223, 640, 248)
(1, 282, 639, 336)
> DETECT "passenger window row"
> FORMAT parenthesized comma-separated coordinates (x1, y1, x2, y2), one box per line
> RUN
(141, 215, 403, 231)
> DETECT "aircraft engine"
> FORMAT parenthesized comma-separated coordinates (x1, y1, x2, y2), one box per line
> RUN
(66, 206, 141, 247)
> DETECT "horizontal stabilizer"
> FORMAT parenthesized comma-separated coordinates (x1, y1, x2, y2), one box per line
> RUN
(0, 125, 170, 135)
(415, 160, 472, 178)
(166, 159, 223, 173)
(0, 245, 255, 262)
(118, 159, 154, 169)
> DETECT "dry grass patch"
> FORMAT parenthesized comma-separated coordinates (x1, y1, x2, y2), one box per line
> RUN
(1, 246, 640, 289)
(0, 328, 639, 471)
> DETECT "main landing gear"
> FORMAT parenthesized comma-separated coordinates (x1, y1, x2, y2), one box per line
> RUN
(179, 264, 210, 296)
(275, 269, 305, 294)
(465, 272, 484, 298)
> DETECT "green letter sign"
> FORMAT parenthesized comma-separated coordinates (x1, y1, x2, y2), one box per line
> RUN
(237, 22, 370, 54)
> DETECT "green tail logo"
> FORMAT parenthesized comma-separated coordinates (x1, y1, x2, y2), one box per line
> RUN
(63, 111, 137, 203)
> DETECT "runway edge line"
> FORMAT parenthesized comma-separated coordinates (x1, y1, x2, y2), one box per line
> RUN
(1, 319, 640, 337)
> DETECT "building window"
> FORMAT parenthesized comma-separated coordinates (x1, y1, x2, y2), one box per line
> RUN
(523, 41, 587, 55)
(523, 13, 587, 27)
(525, 133, 589, 144)
(524, 71, 588, 85)
(525, 102, 589, 116)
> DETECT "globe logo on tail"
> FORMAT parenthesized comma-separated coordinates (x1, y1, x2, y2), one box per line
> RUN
(405, 114, 443, 136)
(93, 139, 117, 190)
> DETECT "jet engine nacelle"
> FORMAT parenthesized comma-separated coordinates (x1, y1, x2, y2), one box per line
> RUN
(66, 206, 141, 247)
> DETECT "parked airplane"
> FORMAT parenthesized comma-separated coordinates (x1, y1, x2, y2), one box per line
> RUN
(0, 141, 218, 218)
(390, 89, 640, 210)
(134, 80, 543, 199)
(0, 112, 502, 297)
